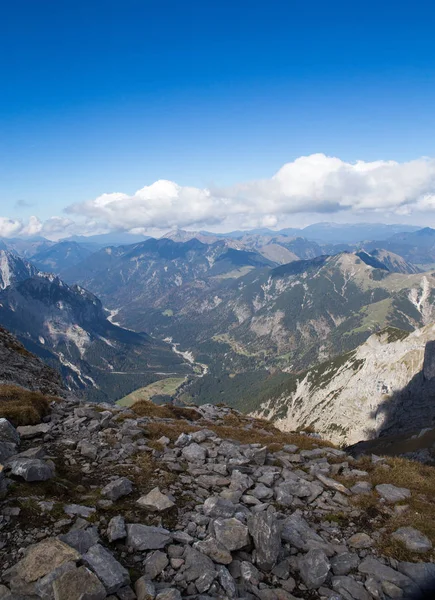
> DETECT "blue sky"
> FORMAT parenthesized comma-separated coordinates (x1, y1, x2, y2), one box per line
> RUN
(1, 0, 435, 236)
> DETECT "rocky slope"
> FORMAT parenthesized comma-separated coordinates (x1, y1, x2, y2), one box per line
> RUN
(0, 252, 192, 402)
(0, 326, 64, 397)
(254, 324, 435, 446)
(2, 396, 435, 600)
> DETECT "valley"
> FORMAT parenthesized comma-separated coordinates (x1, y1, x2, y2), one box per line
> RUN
(2, 224, 435, 448)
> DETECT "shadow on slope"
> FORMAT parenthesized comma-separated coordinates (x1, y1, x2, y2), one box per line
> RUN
(348, 341, 435, 459)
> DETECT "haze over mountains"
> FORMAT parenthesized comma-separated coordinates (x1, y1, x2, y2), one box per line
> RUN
(2, 221, 435, 443)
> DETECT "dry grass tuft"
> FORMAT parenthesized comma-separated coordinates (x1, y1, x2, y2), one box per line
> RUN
(0, 385, 59, 426)
(130, 400, 202, 422)
(345, 456, 435, 561)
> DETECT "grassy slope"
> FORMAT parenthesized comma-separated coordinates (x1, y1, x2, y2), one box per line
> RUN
(116, 377, 186, 407)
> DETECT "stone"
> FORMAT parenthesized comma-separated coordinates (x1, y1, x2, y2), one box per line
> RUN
(59, 526, 100, 553)
(182, 443, 206, 462)
(375, 483, 411, 503)
(107, 515, 127, 542)
(144, 551, 169, 579)
(392, 527, 433, 553)
(248, 511, 281, 571)
(182, 546, 216, 588)
(298, 549, 330, 589)
(214, 518, 250, 551)
(382, 581, 403, 598)
(126, 524, 172, 551)
(34, 561, 77, 598)
(203, 496, 235, 518)
(330, 552, 359, 576)
(281, 513, 326, 552)
(83, 543, 130, 594)
(101, 477, 133, 501)
(351, 481, 373, 495)
(229, 470, 253, 492)
(53, 565, 106, 600)
(398, 562, 435, 590)
(348, 532, 374, 549)
(9, 457, 54, 481)
(155, 589, 181, 600)
(0, 441, 18, 463)
(217, 565, 237, 598)
(64, 503, 96, 518)
(332, 576, 371, 600)
(10, 538, 80, 583)
(240, 561, 262, 585)
(174, 433, 191, 447)
(194, 537, 232, 564)
(358, 557, 417, 594)
(276, 478, 322, 499)
(137, 487, 175, 511)
(81, 441, 98, 460)
(17, 423, 51, 439)
(135, 577, 156, 600)
(0, 418, 19, 445)
(316, 472, 351, 495)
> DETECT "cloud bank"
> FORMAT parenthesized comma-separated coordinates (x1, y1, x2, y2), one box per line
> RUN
(3, 154, 435, 238)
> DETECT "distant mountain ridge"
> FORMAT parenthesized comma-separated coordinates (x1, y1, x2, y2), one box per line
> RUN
(0, 250, 191, 402)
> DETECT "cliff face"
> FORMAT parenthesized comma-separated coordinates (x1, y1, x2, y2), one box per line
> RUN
(254, 324, 435, 445)
(0, 326, 64, 397)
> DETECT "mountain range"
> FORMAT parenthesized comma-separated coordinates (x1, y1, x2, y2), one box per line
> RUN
(3, 223, 435, 445)
(0, 250, 191, 402)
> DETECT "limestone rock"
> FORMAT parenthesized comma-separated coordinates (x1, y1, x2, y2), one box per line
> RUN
(375, 483, 411, 503)
(9, 457, 54, 481)
(107, 516, 127, 542)
(214, 517, 250, 551)
(392, 527, 433, 553)
(83, 543, 130, 594)
(52, 565, 106, 600)
(137, 487, 175, 511)
(298, 549, 330, 589)
(248, 511, 281, 571)
(126, 524, 172, 551)
(0, 418, 20, 445)
(101, 477, 133, 501)
(10, 538, 80, 584)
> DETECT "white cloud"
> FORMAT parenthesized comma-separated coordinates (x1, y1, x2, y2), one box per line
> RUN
(4, 154, 435, 238)
(65, 154, 435, 231)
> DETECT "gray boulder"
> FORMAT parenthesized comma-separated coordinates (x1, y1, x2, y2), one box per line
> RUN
(9, 457, 54, 481)
(182, 443, 206, 462)
(375, 483, 411, 503)
(136, 487, 175, 511)
(107, 516, 127, 542)
(0, 418, 19, 445)
(101, 477, 133, 501)
(332, 575, 371, 600)
(298, 549, 330, 589)
(17, 422, 51, 439)
(144, 551, 169, 579)
(59, 526, 100, 554)
(214, 518, 250, 551)
(248, 511, 281, 571)
(126, 524, 172, 551)
(83, 543, 130, 594)
(392, 527, 433, 553)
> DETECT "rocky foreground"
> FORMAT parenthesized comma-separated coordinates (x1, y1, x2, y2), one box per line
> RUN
(1, 398, 435, 600)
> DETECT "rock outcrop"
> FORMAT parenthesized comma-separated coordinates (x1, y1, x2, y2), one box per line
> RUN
(256, 323, 435, 445)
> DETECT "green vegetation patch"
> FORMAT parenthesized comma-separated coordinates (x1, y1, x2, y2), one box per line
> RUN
(116, 377, 186, 407)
